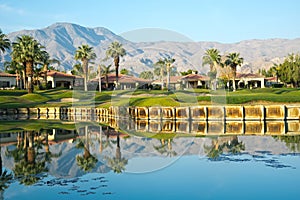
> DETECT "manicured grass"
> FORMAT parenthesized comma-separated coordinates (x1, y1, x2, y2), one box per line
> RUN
(0, 88, 300, 109)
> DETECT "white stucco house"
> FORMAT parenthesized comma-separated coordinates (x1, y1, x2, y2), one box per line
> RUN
(0, 72, 17, 89)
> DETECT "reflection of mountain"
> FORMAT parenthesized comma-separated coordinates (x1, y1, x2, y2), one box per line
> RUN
(1, 126, 297, 178)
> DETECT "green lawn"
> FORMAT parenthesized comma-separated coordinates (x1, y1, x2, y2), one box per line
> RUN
(0, 87, 299, 109)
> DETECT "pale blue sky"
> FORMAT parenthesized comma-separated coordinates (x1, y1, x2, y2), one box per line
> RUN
(0, 0, 299, 43)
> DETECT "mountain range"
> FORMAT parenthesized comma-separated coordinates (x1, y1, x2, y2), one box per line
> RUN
(1, 22, 300, 75)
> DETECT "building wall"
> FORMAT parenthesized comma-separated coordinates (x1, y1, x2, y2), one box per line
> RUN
(0, 76, 16, 88)
(47, 76, 74, 88)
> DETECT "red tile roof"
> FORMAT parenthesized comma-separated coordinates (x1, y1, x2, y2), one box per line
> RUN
(0, 72, 17, 77)
(91, 74, 151, 83)
(47, 70, 76, 78)
(236, 73, 264, 79)
(181, 74, 210, 81)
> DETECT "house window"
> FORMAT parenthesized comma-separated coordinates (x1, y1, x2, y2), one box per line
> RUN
(0, 81, 10, 88)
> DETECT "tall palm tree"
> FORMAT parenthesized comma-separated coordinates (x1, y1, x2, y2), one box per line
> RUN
(202, 48, 221, 89)
(154, 58, 166, 90)
(11, 35, 44, 93)
(106, 41, 126, 89)
(75, 44, 96, 91)
(224, 52, 244, 91)
(100, 64, 114, 89)
(0, 29, 10, 56)
(165, 57, 175, 91)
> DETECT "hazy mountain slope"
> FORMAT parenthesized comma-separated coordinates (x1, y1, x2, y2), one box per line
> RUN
(1, 22, 300, 75)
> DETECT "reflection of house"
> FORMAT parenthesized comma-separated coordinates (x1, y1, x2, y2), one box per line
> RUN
(0, 72, 16, 89)
(46, 70, 83, 89)
(235, 73, 265, 89)
(152, 74, 209, 90)
(90, 74, 152, 90)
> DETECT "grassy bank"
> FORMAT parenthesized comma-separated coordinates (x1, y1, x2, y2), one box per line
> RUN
(0, 88, 299, 109)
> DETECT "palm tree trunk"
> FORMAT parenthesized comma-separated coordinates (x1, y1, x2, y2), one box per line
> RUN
(83, 59, 88, 91)
(114, 56, 120, 90)
(98, 65, 101, 92)
(167, 66, 170, 91)
(232, 66, 237, 91)
(105, 75, 109, 89)
(26, 62, 33, 93)
(161, 67, 164, 90)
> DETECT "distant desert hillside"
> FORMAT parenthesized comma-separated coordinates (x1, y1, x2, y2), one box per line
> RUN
(1, 22, 300, 75)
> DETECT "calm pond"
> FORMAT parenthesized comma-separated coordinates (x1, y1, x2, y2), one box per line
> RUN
(1, 118, 300, 200)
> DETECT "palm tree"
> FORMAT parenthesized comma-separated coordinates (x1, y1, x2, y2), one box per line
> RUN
(100, 64, 114, 89)
(224, 52, 244, 91)
(139, 71, 154, 80)
(165, 57, 175, 91)
(154, 57, 175, 90)
(39, 51, 60, 86)
(4, 60, 24, 89)
(11, 35, 44, 93)
(106, 41, 126, 89)
(74, 44, 96, 91)
(0, 29, 10, 56)
(71, 63, 83, 76)
(154, 58, 166, 90)
(202, 48, 222, 89)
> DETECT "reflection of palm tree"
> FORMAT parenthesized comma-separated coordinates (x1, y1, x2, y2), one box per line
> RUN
(225, 136, 245, 154)
(7, 131, 47, 185)
(76, 126, 98, 172)
(0, 146, 13, 192)
(42, 130, 62, 163)
(273, 135, 300, 152)
(204, 138, 223, 160)
(153, 138, 177, 157)
(204, 136, 245, 160)
(105, 134, 128, 173)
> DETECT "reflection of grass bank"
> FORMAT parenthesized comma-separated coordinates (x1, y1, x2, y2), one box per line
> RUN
(0, 120, 101, 133)
(0, 88, 300, 109)
(0, 120, 75, 133)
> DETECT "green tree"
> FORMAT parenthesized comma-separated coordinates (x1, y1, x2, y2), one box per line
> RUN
(11, 35, 44, 93)
(154, 59, 166, 90)
(71, 63, 83, 76)
(39, 51, 60, 85)
(0, 29, 10, 56)
(154, 57, 175, 90)
(180, 69, 196, 75)
(202, 49, 222, 90)
(100, 64, 114, 89)
(139, 71, 154, 80)
(4, 60, 24, 89)
(120, 68, 129, 75)
(74, 44, 96, 91)
(224, 52, 244, 91)
(278, 53, 300, 87)
(106, 41, 126, 89)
